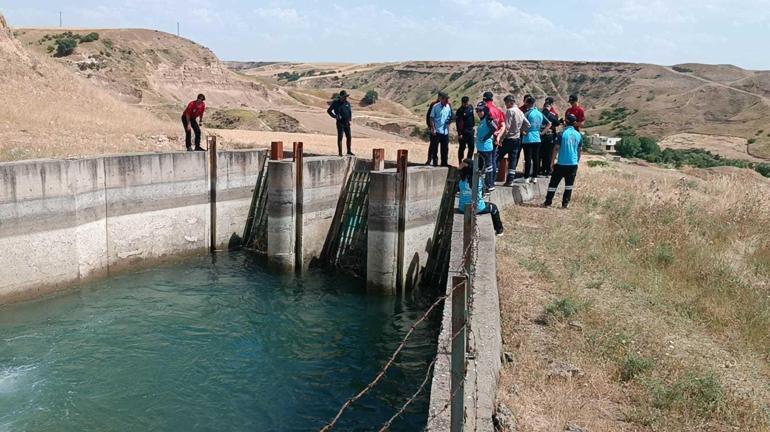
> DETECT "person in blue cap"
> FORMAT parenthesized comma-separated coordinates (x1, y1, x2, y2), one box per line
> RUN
(474, 101, 498, 192)
(544, 113, 582, 208)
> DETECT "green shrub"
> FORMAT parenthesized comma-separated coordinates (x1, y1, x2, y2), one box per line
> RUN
(616, 136, 641, 158)
(103, 39, 113, 50)
(46, 45, 54, 53)
(55, 37, 78, 57)
(587, 160, 609, 168)
(748, 138, 757, 144)
(756, 129, 764, 135)
(620, 354, 654, 382)
(80, 32, 99, 43)
(654, 243, 675, 265)
(362, 90, 379, 105)
(650, 373, 723, 415)
(545, 297, 578, 320)
(755, 163, 770, 178)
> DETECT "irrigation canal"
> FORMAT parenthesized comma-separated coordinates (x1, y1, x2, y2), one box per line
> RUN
(0, 252, 440, 431)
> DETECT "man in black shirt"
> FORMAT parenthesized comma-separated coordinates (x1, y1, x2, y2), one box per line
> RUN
(327, 90, 353, 156)
(455, 96, 475, 165)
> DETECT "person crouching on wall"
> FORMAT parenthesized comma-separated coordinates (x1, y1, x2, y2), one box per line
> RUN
(458, 158, 504, 236)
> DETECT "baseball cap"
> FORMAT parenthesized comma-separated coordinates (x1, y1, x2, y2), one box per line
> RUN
(475, 101, 487, 111)
(438, 91, 449, 99)
(503, 95, 515, 103)
(566, 113, 577, 124)
(568, 94, 578, 102)
(482, 91, 494, 101)
(545, 96, 554, 104)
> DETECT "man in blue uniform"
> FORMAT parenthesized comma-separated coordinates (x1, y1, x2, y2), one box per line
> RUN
(544, 114, 582, 208)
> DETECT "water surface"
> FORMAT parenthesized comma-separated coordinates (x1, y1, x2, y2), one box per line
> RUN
(0, 252, 439, 431)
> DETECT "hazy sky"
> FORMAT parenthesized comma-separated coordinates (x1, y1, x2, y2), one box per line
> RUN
(4, 0, 770, 69)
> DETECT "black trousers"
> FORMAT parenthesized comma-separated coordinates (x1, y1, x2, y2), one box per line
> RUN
(428, 133, 449, 166)
(479, 202, 503, 232)
(182, 116, 201, 149)
(336, 121, 352, 155)
(539, 134, 556, 175)
(496, 138, 521, 183)
(545, 164, 578, 207)
(458, 130, 475, 163)
(522, 143, 541, 179)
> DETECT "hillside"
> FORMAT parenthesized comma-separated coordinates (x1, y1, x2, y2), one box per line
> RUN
(14, 29, 419, 140)
(0, 16, 177, 160)
(239, 61, 770, 158)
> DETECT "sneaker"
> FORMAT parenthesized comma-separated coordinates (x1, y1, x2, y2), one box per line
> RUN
(562, 203, 570, 209)
(525, 178, 532, 184)
(543, 202, 552, 208)
(186, 146, 193, 152)
(495, 228, 505, 237)
(488, 186, 495, 192)
(193, 146, 206, 151)
(347, 152, 355, 156)
(531, 177, 538, 184)
(502, 182, 513, 187)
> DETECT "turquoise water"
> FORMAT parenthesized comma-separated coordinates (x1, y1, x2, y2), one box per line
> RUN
(0, 253, 439, 431)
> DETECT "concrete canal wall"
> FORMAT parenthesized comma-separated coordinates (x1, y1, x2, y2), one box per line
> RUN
(0, 150, 265, 304)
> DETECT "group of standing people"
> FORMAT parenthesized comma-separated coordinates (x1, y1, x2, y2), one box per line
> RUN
(450, 91, 588, 235)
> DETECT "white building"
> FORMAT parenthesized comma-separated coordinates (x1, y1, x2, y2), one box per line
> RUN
(590, 134, 622, 152)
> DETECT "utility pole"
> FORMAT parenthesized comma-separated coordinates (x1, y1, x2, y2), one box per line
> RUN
(59, 11, 62, 27)
(177, 22, 180, 36)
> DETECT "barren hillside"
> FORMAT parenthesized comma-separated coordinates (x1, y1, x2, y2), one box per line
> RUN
(244, 60, 770, 158)
(0, 15, 178, 160)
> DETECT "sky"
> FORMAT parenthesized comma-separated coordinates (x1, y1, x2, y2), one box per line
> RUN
(3, 0, 770, 69)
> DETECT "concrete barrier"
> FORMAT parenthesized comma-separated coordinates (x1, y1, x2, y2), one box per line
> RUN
(266, 160, 296, 272)
(366, 166, 448, 294)
(0, 150, 265, 304)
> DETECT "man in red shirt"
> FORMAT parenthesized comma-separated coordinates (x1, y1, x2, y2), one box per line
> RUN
(565, 94, 586, 131)
(182, 93, 206, 151)
(483, 92, 505, 135)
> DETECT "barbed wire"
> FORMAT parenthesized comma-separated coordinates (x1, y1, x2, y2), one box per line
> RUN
(377, 358, 437, 431)
(319, 276, 470, 431)
(321, 184, 483, 431)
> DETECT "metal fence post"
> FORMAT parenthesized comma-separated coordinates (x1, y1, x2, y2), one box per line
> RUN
(270, 141, 284, 160)
(395, 149, 408, 293)
(451, 275, 468, 432)
(294, 142, 304, 272)
(209, 136, 217, 252)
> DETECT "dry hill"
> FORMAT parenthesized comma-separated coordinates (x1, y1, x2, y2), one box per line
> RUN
(241, 60, 770, 159)
(0, 15, 177, 160)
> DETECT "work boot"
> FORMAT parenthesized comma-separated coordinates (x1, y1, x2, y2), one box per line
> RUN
(194, 146, 205, 151)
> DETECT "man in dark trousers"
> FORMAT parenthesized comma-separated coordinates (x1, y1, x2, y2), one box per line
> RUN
(544, 113, 582, 209)
(327, 90, 353, 156)
(428, 92, 453, 166)
(425, 94, 441, 165)
(182, 93, 206, 151)
(455, 96, 475, 164)
(539, 96, 561, 175)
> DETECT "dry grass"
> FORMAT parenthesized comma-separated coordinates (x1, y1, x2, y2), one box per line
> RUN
(0, 22, 177, 161)
(496, 160, 770, 431)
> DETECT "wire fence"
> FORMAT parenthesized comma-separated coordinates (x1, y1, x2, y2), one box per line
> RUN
(319, 203, 481, 432)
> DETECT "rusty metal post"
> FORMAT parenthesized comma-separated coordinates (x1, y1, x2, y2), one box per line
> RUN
(208, 136, 218, 252)
(372, 148, 385, 171)
(395, 149, 408, 292)
(270, 141, 284, 160)
(496, 157, 508, 183)
(450, 275, 467, 432)
(294, 142, 304, 271)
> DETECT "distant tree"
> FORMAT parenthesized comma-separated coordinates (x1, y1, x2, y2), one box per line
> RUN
(362, 90, 379, 105)
(639, 137, 661, 161)
(55, 37, 78, 57)
(615, 136, 641, 158)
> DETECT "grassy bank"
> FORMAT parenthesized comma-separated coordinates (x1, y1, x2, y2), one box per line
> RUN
(496, 161, 770, 431)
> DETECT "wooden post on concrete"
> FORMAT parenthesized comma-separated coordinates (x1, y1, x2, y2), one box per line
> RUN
(450, 275, 468, 432)
(270, 141, 284, 160)
(395, 149, 408, 292)
(293, 142, 304, 271)
(208, 136, 218, 252)
(372, 148, 385, 171)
